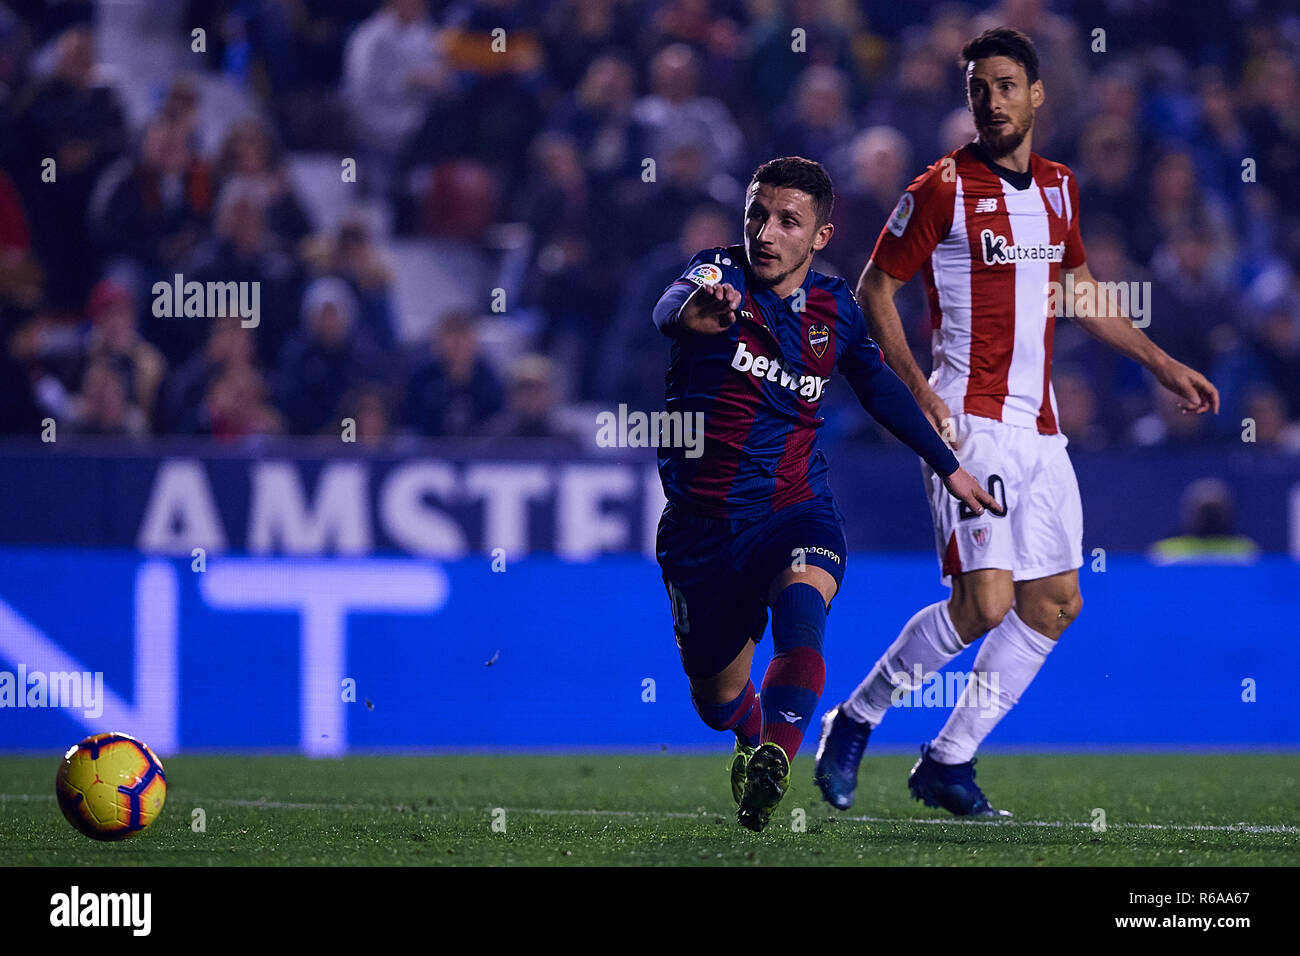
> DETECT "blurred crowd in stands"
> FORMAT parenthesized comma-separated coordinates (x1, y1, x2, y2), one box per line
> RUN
(0, 0, 1297, 451)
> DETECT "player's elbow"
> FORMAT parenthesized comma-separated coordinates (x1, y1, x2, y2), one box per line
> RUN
(652, 296, 682, 336)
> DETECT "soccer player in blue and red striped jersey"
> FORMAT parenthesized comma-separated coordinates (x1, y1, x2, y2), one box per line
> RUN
(653, 156, 1001, 831)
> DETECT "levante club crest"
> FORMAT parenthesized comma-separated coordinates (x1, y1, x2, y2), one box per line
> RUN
(807, 323, 830, 358)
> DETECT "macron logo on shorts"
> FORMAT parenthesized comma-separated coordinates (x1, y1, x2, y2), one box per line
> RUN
(731, 340, 828, 402)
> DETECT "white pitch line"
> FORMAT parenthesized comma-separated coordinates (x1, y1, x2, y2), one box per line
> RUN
(2, 793, 1295, 834)
(501, 808, 1300, 834)
(509, 807, 702, 820)
(838, 813, 1300, 834)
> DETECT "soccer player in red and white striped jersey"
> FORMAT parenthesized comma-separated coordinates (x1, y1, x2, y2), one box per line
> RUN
(816, 27, 1219, 817)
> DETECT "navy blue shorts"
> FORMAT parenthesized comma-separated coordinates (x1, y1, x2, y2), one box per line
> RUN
(656, 495, 848, 679)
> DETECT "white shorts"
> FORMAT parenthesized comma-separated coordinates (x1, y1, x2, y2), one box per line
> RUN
(924, 412, 1083, 587)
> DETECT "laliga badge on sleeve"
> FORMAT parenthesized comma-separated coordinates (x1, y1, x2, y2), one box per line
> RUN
(686, 263, 723, 287)
(886, 192, 914, 237)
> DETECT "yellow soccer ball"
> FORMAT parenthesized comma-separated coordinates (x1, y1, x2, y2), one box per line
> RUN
(55, 733, 167, 841)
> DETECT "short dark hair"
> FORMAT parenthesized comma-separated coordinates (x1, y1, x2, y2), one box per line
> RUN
(960, 27, 1039, 85)
(750, 156, 834, 226)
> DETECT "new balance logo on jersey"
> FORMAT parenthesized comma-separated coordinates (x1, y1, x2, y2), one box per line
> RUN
(731, 340, 829, 401)
(975, 197, 999, 213)
(980, 229, 1065, 266)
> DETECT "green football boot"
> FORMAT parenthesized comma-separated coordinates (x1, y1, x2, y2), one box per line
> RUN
(737, 742, 790, 832)
(729, 740, 756, 804)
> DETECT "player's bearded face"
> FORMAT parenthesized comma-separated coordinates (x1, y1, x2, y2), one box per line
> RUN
(966, 57, 1037, 158)
(743, 183, 818, 286)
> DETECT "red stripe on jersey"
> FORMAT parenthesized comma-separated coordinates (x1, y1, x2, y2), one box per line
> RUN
(685, 442, 745, 509)
(1034, 323, 1055, 434)
(922, 258, 943, 330)
(1035, 165, 1068, 435)
(942, 530, 962, 577)
(771, 285, 837, 510)
(1036, 303, 1059, 434)
(961, 161, 1015, 421)
(685, 318, 763, 508)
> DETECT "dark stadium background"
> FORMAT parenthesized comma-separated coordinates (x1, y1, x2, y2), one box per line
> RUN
(0, 0, 1297, 756)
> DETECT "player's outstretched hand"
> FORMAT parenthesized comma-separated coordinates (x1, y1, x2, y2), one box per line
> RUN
(1155, 359, 1220, 414)
(679, 282, 742, 334)
(943, 466, 1006, 517)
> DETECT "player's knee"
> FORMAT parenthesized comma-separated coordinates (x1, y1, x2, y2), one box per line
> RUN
(951, 593, 1012, 640)
(1021, 587, 1082, 637)
(691, 702, 732, 732)
(1058, 590, 1083, 628)
(689, 680, 747, 729)
(1044, 583, 1082, 628)
(973, 599, 1012, 636)
(769, 567, 836, 609)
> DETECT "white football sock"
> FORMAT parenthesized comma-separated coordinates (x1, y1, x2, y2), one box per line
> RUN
(843, 601, 967, 727)
(927, 607, 1056, 765)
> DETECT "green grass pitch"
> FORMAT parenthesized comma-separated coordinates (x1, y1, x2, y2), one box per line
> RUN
(1, 753, 1297, 866)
